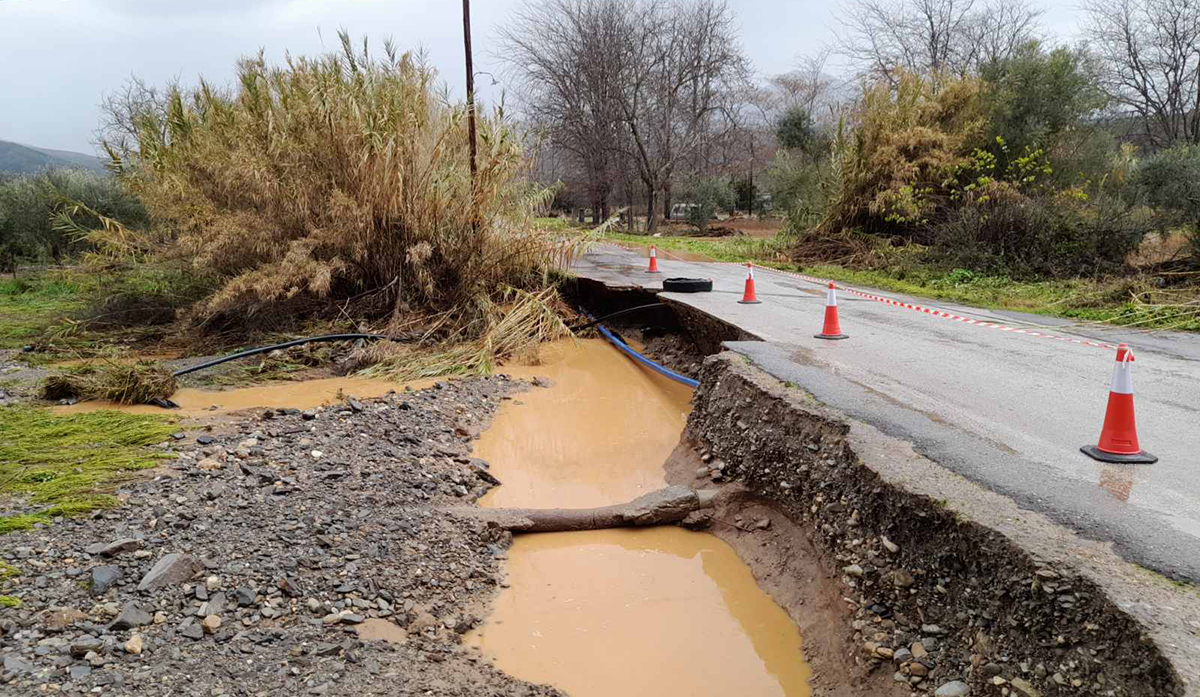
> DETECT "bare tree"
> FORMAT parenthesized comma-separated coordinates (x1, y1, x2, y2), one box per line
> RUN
(769, 51, 837, 118)
(1084, 0, 1200, 148)
(94, 75, 173, 163)
(614, 0, 749, 229)
(836, 0, 1043, 79)
(498, 0, 628, 222)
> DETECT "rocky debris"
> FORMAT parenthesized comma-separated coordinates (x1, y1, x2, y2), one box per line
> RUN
(934, 681, 969, 697)
(0, 376, 560, 696)
(685, 352, 1186, 697)
(89, 565, 121, 595)
(136, 553, 201, 591)
(85, 538, 143, 557)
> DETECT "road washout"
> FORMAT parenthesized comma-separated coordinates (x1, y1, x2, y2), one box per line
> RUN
(464, 338, 813, 697)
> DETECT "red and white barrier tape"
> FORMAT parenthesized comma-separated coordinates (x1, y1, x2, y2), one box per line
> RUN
(741, 264, 1118, 352)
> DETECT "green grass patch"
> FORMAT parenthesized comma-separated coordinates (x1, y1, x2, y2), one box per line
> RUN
(0, 595, 21, 608)
(0, 406, 177, 533)
(0, 273, 86, 348)
(603, 231, 790, 263)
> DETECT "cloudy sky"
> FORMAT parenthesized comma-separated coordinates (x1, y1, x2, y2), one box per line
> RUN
(0, 0, 1087, 154)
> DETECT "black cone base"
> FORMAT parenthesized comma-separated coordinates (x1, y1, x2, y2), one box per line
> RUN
(1080, 445, 1158, 465)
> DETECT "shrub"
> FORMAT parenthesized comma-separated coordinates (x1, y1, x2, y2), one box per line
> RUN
(1135, 143, 1200, 257)
(979, 44, 1109, 175)
(0, 169, 149, 267)
(767, 150, 829, 233)
(776, 107, 821, 153)
(106, 34, 584, 350)
(930, 182, 1152, 277)
(820, 72, 987, 239)
(678, 178, 734, 232)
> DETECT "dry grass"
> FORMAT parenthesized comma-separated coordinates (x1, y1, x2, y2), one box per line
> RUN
(100, 32, 591, 373)
(42, 360, 178, 404)
(360, 286, 574, 382)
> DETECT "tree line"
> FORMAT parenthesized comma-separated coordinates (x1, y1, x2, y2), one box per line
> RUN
(504, 0, 1200, 269)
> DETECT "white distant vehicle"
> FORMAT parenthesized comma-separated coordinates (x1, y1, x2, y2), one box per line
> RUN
(671, 202, 705, 219)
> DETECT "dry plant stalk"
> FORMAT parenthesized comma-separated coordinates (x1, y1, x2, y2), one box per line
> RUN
(105, 32, 591, 372)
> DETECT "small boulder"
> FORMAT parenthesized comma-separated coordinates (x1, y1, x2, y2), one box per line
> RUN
(137, 553, 201, 592)
(109, 602, 153, 631)
(69, 636, 103, 659)
(935, 681, 970, 697)
(124, 633, 144, 655)
(89, 566, 121, 595)
(85, 538, 143, 557)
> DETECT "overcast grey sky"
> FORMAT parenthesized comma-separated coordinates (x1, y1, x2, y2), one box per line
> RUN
(0, 0, 1087, 154)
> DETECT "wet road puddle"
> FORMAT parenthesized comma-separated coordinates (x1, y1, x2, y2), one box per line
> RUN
(56, 376, 424, 416)
(466, 339, 811, 696)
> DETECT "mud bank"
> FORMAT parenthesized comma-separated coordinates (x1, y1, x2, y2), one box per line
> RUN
(682, 352, 1198, 697)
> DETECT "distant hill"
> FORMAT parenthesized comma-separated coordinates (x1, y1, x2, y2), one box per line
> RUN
(0, 140, 107, 175)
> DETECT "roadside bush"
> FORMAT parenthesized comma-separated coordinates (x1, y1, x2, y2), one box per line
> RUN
(979, 44, 1109, 176)
(930, 182, 1152, 277)
(1135, 143, 1200, 258)
(767, 150, 829, 233)
(820, 72, 986, 240)
(678, 178, 734, 232)
(109, 34, 585, 350)
(0, 169, 149, 267)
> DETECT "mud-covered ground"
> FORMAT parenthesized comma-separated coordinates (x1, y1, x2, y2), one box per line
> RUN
(0, 377, 562, 697)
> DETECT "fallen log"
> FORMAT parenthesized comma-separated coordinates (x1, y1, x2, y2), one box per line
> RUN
(456, 485, 719, 533)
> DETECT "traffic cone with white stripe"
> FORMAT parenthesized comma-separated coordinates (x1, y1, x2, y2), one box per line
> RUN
(738, 263, 761, 304)
(647, 245, 661, 274)
(1081, 343, 1157, 464)
(814, 282, 848, 340)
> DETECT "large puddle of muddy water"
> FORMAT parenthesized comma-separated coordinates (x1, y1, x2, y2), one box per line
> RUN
(466, 339, 811, 696)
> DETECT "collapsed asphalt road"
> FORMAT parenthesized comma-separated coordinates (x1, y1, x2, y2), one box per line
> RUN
(574, 245, 1200, 582)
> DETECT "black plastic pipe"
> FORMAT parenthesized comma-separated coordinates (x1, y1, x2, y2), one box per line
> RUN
(171, 333, 399, 377)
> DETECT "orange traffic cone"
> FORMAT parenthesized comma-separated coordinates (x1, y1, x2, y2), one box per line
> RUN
(738, 263, 761, 304)
(814, 282, 848, 340)
(1081, 343, 1157, 464)
(647, 245, 661, 274)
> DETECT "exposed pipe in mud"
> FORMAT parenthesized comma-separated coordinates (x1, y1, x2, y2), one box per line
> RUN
(566, 303, 669, 332)
(589, 316, 700, 388)
(171, 333, 403, 378)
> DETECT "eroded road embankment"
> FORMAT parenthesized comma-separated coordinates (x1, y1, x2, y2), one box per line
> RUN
(680, 351, 1199, 696)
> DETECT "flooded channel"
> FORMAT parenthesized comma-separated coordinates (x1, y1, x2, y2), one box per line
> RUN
(466, 339, 811, 696)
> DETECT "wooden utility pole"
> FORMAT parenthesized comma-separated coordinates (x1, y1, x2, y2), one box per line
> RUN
(462, 0, 478, 184)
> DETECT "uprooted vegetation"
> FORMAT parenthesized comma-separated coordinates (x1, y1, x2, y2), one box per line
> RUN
(41, 359, 177, 404)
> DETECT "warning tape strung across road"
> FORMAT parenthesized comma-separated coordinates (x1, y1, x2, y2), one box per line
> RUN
(739, 263, 1118, 351)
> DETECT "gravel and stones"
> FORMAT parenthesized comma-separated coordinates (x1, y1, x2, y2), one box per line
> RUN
(0, 376, 560, 696)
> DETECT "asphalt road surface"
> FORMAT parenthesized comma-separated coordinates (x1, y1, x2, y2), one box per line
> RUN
(574, 244, 1200, 582)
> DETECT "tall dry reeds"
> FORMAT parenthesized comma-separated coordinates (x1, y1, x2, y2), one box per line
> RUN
(109, 33, 589, 358)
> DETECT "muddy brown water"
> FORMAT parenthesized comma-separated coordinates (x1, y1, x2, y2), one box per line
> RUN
(466, 339, 812, 696)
